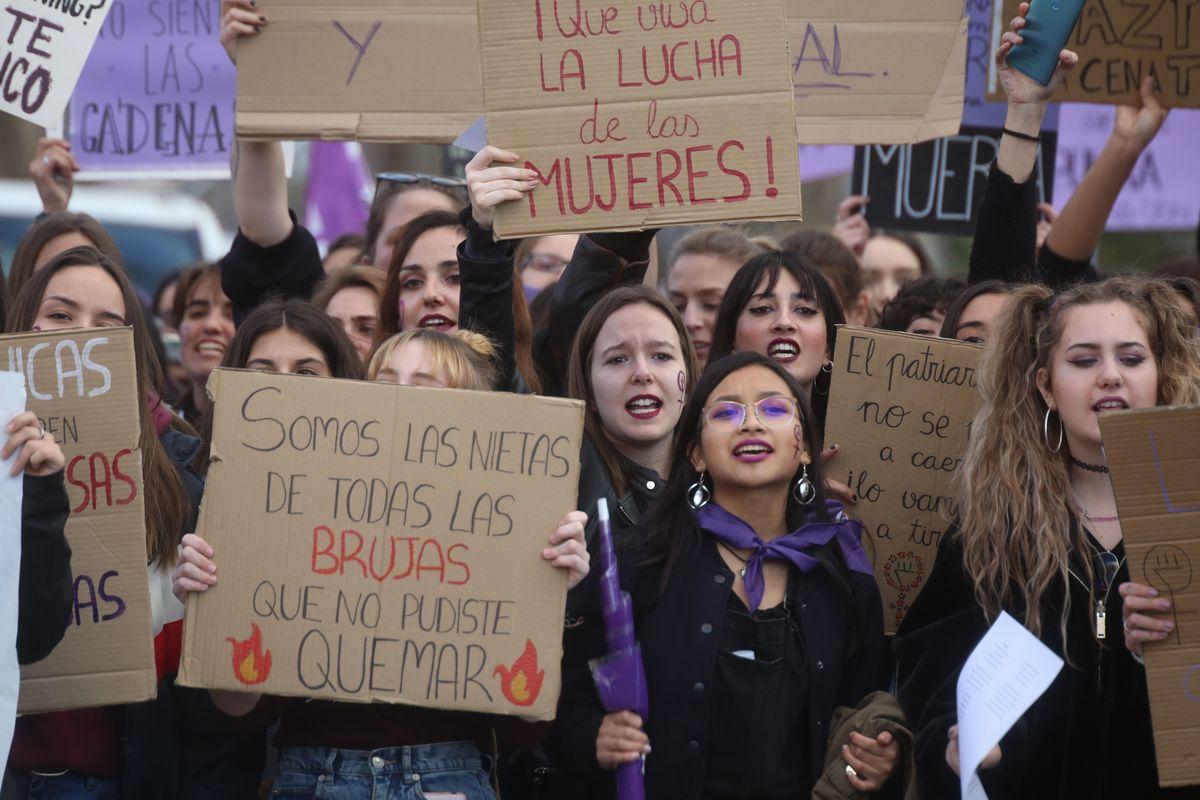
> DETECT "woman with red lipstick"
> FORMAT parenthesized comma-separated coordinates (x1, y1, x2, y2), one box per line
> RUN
(553, 352, 896, 798)
(563, 288, 697, 585)
(4, 246, 263, 799)
(896, 277, 1200, 798)
(707, 250, 845, 434)
(173, 263, 236, 427)
(378, 203, 543, 393)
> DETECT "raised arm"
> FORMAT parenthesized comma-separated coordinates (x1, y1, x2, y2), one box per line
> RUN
(1043, 77, 1166, 264)
(458, 146, 537, 391)
(217, 0, 323, 323)
(967, 3, 1076, 286)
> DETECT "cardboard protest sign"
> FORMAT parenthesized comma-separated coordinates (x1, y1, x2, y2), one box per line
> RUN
(3, 328, 156, 713)
(851, 126, 1057, 235)
(234, 0, 481, 142)
(477, 0, 803, 239)
(824, 327, 982, 634)
(66, 0, 235, 178)
(179, 370, 584, 720)
(1056, 106, 1200, 232)
(992, 0, 1200, 108)
(1100, 407, 1200, 787)
(788, 0, 969, 144)
(0, 0, 115, 127)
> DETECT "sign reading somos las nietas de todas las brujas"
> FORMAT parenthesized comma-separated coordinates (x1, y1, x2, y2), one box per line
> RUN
(823, 327, 983, 635)
(477, 0, 804, 239)
(179, 370, 585, 721)
(6, 328, 157, 713)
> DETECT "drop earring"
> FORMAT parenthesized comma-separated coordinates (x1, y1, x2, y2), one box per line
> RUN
(793, 464, 816, 505)
(687, 472, 711, 509)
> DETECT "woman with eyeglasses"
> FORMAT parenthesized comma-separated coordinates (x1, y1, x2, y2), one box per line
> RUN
(514, 235, 578, 296)
(895, 277, 1200, 799)
(553, 351, 896, 798)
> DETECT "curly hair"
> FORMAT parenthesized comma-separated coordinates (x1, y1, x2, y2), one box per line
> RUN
(957, 277, 1200, 641)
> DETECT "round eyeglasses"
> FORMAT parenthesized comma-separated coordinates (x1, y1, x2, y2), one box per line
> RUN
(702, 397, 797, 432)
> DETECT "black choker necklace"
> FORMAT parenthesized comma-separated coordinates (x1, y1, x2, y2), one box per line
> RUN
(1070, 455, 1109, 474)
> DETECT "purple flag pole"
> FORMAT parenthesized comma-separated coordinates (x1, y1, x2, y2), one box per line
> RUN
(589, 499, 647, 800)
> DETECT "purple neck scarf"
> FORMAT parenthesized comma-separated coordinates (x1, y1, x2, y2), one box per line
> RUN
(694, 500, 872, 612)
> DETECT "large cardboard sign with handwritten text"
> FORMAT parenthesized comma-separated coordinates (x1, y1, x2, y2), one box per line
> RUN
(994, 0, 1200, 108)
(478, 0, 803, 238)
(824, 327, 982, 634)
(6, 328, 156, 713)
(788, 0, 969, 144)
(1101, 407, 1200, 787)
(234, 0, 481, 142)
(179, 370, 584, 720)
(0, 0, 115, 127)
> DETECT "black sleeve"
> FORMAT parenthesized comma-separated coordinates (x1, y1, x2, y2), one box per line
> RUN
(1037, 243, 1100, 292)
(837, 573, 888, 708)
(893, 534, 1028, 798)
(536, 230, 657, 397)
(219, 212, 325, 326)
(547, 617, 610, 786)
(17, 471, 72, 665)
(457, 209, 519, 391)
(967, 161, 1039, 286)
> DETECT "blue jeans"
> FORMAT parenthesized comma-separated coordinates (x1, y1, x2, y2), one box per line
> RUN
(1, 771, 119, 800)
(271, 742, 495, 800)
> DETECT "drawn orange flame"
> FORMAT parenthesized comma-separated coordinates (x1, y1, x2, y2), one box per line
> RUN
(494, 639, 545, 707)
(226, 623, 272, 685)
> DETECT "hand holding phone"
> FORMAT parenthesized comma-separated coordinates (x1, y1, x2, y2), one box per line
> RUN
(1006, 0, 1086, 85)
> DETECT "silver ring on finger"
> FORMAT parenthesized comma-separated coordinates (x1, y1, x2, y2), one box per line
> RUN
(845, 764, 858, 780)
(37, 426, 46, 440)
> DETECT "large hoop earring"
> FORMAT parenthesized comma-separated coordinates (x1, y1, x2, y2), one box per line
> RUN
(687, 472, 711, 509)
(1044, 409, 1064, 454)
(793, 464, 817, 506)
(814, 361, 833, 396)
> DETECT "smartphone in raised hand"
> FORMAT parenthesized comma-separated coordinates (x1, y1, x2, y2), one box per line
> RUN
(1006, 0, 1087, 85)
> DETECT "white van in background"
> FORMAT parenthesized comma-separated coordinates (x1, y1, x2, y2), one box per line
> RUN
(0, 179, 230, 298)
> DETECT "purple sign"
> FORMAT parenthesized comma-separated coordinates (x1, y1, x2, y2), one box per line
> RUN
(1054, 106, 1200, 232)
(67, 0, 235, 177)
(798, 146, 854, 182)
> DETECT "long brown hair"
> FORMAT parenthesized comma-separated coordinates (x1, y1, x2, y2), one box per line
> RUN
(958, 277, 1200, 640)
(566, 286, 699, 496)
(9, 212, 121, 300)
(379, 210, 542, 392)
(8, 246, 193, 568)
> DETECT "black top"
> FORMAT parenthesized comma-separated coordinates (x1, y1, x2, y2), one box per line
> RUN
(968, 161, 1099, 290)
(895, 522, 1190, 799)
(704, 585, 811, 798)
(17, 471, 72, 665)
(553, 529, 886, 800)
(218, 213, 325, 326)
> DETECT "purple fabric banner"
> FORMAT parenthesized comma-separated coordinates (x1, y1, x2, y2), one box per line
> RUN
(1054, 107, 1200, 232)
(67, 0, 234, 176)
(303, 142, 373, 254)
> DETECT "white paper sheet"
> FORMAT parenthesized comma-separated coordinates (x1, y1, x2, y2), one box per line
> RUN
(957, 611, 1065, 800)
(0, 372, 28, 769)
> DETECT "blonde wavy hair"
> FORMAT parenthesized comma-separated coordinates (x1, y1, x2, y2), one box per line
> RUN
(957, 277, 1200, 640)
(368, 329, 498, 391)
